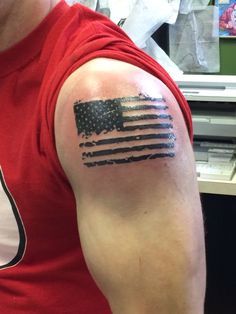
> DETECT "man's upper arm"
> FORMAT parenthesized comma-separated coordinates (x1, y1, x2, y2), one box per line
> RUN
(54, 58, 205, 313)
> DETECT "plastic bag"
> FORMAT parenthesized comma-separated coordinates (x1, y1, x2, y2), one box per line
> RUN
(169, 6, 220, 73)
(179, 0, 210, 14)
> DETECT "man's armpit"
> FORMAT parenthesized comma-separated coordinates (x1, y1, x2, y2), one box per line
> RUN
(73, 93, 176, 168)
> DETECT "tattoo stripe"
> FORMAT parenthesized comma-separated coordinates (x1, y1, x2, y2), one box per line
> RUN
(118, 95, 164, 102)
(74, 95, 164, 107)
(79, 133, 176, 148)
(84, 153, 175, 167)
(122, 114, 172, 122)
(122, 123, 173, 132)
(82, 143, 175, 158)
(121, 105, 168, 111)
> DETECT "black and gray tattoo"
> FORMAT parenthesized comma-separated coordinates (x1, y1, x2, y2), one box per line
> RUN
(73, 93, 176, 167)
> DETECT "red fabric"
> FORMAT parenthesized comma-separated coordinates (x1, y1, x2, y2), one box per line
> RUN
(0, 1, 192, 313)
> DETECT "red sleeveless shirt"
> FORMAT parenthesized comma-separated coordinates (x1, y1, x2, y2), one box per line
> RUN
(0, 1, 192, 313)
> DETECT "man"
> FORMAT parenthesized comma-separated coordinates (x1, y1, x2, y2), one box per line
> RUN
(0, 0, 206, 313)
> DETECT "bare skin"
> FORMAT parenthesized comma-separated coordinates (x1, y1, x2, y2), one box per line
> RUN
(0, 0, 60, 52)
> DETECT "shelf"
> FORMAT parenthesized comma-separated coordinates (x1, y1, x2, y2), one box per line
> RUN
(175, 74, 236, 102)
(198, 173, 236, 196)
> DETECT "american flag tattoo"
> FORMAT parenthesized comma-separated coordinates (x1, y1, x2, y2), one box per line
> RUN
(74, 94, 176, 167)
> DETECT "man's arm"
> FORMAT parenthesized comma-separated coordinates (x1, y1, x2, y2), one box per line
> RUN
(55, 58, 206, 314)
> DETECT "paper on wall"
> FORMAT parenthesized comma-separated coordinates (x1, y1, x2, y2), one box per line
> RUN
(122, 0, 180, 49)
(67, 0, 183, 76)
(70, 0, 181, 32)
(166, 0, 181, 24)
(108, 0, 136, 24)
